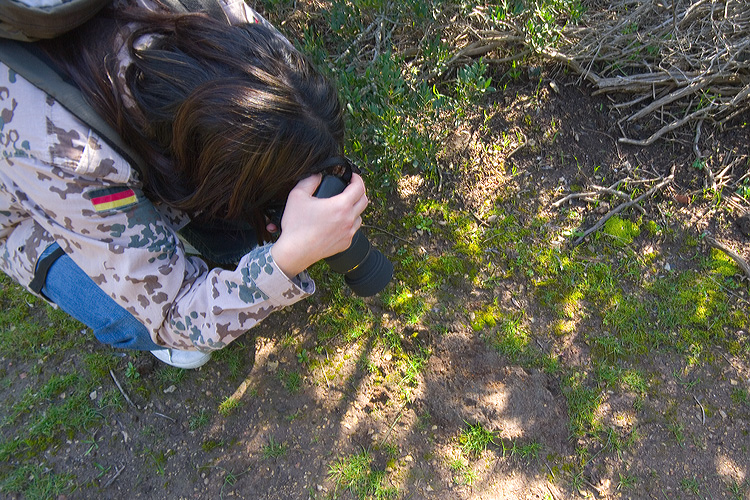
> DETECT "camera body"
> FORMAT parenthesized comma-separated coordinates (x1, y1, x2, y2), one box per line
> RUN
(313, 175, 393, 296)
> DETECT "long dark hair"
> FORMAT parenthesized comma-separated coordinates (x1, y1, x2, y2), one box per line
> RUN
(42, 4, 344, 240)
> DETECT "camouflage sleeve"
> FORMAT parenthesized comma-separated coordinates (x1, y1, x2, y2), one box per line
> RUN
(0, 66, 314, 351)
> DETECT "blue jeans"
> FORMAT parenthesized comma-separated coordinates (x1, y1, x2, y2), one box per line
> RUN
(38, 243, 160, 351)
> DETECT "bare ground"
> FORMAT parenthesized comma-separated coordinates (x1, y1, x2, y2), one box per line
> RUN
(3, 69, 750, 500)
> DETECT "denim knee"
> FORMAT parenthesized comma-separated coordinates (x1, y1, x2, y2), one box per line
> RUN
(38, 243, 160, 351)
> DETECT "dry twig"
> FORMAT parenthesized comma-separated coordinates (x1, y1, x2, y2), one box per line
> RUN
(110, 369, 139, 410)
(552, 181, 647, 215)
(693, 395, 706, 425)
(703, 234, 750, 281)
(572, 165, 676, 246)
(102, 465, 124, 489)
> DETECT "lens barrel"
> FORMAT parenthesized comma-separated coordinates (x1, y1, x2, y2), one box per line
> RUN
(314, 175, 393, 296)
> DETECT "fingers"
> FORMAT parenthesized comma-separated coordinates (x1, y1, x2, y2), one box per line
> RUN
(293, 174, 323, 196)
(340, 174, 368, 215)
(284, 172, 367, 231)
(345, 173, 366, 200)
(353, 192, 368, 216)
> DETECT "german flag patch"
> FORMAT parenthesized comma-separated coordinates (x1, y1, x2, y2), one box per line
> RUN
(87, 187, 138, 212)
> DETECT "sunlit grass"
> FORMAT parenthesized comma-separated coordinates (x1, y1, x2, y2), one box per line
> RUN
(328, 449, 397, 500)
(459, 422, 496, 457)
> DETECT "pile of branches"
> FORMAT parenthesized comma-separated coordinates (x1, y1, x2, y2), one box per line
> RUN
(554, 0, 750, 146)
(413, 0, 750, 146)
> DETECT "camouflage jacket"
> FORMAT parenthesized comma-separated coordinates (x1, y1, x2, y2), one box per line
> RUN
(0, 1, 315, 351)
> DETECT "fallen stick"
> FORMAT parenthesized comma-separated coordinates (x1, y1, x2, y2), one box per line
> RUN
(628, 79, 711, 122)
(703, 234, 750, 281)
(379, 400, 409, 447)
(102, 465, 124, 489)
(572, 166, 675, 246)
(110, 369, 139, 410)
(619, 108, 711, 146)
(552, 187, 645, 214)
(693, 395, 706, 425)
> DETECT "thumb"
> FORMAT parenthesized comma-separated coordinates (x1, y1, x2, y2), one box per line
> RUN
(293, 174, 322, 196)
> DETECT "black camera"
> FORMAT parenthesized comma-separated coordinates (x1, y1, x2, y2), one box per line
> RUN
(313, 173, 393, 296)
(267, 157, 393, 296)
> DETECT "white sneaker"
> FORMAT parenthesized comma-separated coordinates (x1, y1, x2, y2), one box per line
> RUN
(151, 348, 211, 369)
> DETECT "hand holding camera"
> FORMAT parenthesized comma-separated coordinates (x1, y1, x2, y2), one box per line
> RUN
(271, 173, 368, 278)
(270, 160, 393, 296)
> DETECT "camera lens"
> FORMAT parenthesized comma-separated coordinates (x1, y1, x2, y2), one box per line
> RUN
(324, 231, 393, 296)
(314, 175, 393, 296)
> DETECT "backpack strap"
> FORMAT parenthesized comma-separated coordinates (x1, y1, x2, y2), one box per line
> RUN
(162, 0, 228, 23)
(0, 38, 148, 175)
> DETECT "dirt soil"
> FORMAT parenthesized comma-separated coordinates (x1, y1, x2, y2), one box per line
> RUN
(5, 71, 750, 500)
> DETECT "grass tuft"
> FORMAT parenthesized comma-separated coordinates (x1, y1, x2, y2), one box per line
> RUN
(328, 449, 397, 500)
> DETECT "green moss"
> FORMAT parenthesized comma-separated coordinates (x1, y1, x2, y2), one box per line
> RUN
(471, 305, 559, 372)
(683, 234, 700, 248)
(552, 319, 577, 336)
(601, 216, 640, 246)
(470, 304, 500, 332)
(708, 248, 740, 277)
(644, 219, 661, 237)
(317, 294, 377, 341)
(382, 284, 429, 325)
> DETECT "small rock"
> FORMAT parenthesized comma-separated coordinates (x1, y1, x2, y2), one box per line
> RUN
(487, 214, 498, 224)
(267, 360, 279, 372)
(550, 80, 560, 93)
(317, 485, 324, 492)
(404, 455, 413, 462)
(664, 263, 671, 271)
(164, 385, 177, 394)
(719, 410, 727, 419)
(674, 194, 691, 205)
(89, 391, 97, 400)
